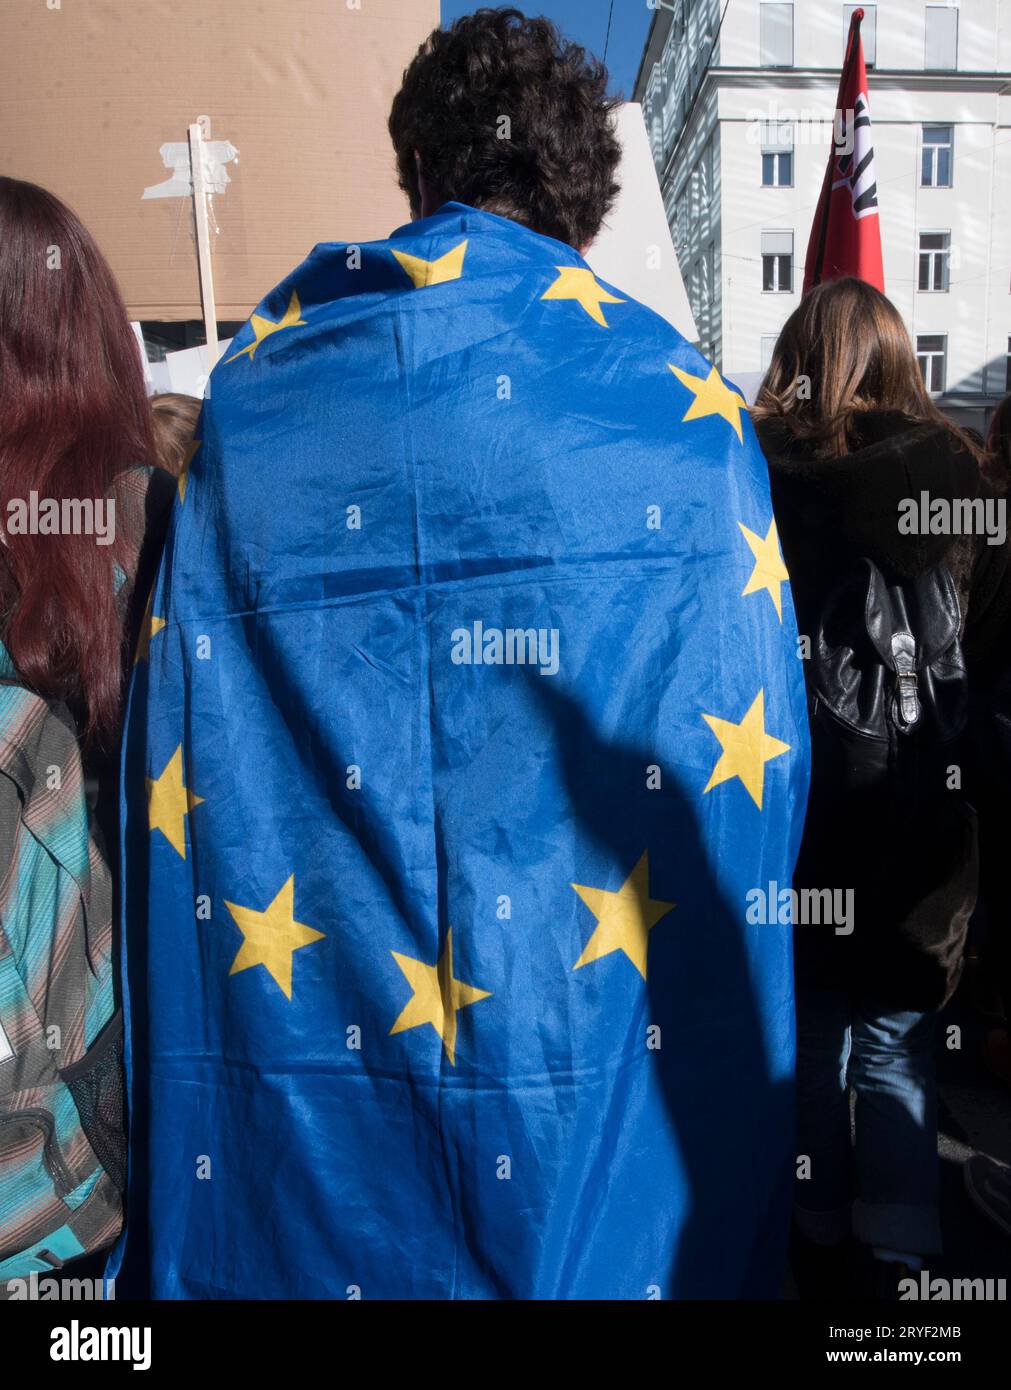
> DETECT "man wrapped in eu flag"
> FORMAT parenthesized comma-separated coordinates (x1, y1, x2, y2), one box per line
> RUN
(113, 9, 810, 1298)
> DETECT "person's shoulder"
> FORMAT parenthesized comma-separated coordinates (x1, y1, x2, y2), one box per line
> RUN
(111, 464, 176, 560)
(113, 462, 176, 518)
(848, 409, 969, 461)
(865, 413, 982, 500)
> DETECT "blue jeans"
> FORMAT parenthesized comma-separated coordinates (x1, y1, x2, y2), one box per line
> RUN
(794, 979, 942, 1257)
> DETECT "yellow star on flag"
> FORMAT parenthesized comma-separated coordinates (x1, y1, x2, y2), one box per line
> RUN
(702, 690, 790, 811)
(178, 437, 200, 504)
(571, 850, 675, 981)
(739, 519, 789, 622)
(134, 588, 166, 664)
(225, 290, 307, 364)
(225, 875, 325, 1001)
(669, 364, 746, 442)
(392, 239, 468, 288)
(541, 266, 624, 327)
(147, 745, 204, 858)
(389, 928, 491, 1065)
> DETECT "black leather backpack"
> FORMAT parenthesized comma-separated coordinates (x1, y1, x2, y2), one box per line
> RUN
(806, 557, 969, 797)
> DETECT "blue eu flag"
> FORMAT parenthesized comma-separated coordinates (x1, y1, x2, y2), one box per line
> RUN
(112, 203, 810, 1298)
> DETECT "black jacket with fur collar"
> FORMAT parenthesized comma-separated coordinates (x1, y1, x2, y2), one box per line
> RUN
(755, 409, 1011, 1010)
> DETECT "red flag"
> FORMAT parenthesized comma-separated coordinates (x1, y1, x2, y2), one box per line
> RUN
(803, 8, 884, 294)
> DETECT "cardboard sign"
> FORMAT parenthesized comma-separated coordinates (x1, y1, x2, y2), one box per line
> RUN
(0, 0, 437, 321)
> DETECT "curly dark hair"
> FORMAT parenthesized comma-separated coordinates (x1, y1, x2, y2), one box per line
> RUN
(388, 7, 621, 249)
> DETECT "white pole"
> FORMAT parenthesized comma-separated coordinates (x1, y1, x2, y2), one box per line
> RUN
(189, 116, 220, 370)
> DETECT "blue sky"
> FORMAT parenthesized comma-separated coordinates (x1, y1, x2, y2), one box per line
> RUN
(440, 1, 655, 98)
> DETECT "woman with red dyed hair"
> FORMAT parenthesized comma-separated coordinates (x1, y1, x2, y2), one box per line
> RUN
(0, 176, 175, 738)
(0, 177, 174, 1277)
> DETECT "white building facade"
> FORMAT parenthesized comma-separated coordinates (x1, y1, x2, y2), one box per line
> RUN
(634, 0, 1011, 429)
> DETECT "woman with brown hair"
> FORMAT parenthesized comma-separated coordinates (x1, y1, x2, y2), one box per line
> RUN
(150, 392, 201, 479)
(752, 276, 1011, 1296)
(0, 177, 174, 1277)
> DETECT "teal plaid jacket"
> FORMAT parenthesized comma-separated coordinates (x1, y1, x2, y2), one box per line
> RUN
(0, 464, 174, 1287)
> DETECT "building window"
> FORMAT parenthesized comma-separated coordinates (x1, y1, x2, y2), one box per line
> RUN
(762, 231, 794, 292)
(844, 4, 876, 66)
(761, 335, 779, 371)
(917, 334, 947, 392)
(761, 122, 794, 186)
(918, 231, 951, 291)
(762, 149, 793, 186)
(760, 3, 794, 68)
(921, 125, 953, 187)
(925, 5, 958, 70)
